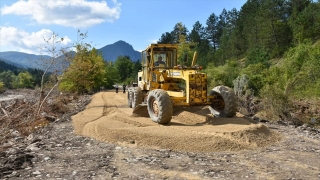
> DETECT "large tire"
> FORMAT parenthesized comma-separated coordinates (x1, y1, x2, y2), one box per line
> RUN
(127, 90, 132, 108)
(132, 87, 143, 108)
(147, 89, 173, 124)
(209, 86, 237, 117)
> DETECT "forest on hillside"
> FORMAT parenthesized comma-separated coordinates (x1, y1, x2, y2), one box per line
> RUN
(156, 0, 320, 124)
(0, 0, 319, 124)
(159, 0, 319, 66)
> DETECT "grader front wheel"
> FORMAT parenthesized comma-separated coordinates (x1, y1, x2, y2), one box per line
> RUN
(209, 85, 238, 117)
(132, 87, 143, 108)
(147, 89, 173, 124)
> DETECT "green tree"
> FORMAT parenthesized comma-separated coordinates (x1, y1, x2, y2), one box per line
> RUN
(289, 1, 320, 43)
(189, 21, 211, 67)
(216, 8, 228, 44)
(0, 71, 16, 89)
(131, 60, 142, 81)
(238, 0, 262, 53)
(158, 32, 175, 44)
(104, 62, 120, 88)
(206, 12, 219, 51)
(0, 81, 4, 92)
(171, 22, 189, 43)
(172, 22, 196, 65)
(212, 8, 240, 65)
(27, 68, 47, 88)
(60, 46, 107, 93)
(114, 56, 133, 82)
(257, 0, 292, 57)
(189, 21, 206, 43)
(13, 71, 33, 88)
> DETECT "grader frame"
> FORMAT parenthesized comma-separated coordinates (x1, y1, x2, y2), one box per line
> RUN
(127, 44, 237, 124)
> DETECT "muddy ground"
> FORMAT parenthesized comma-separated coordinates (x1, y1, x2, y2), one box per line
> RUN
(1, 90, 320, 180)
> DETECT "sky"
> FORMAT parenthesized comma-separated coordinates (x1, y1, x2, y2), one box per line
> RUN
(0, 0, 247, 54)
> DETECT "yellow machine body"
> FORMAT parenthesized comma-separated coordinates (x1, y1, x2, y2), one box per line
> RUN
(136, 44, 214, 106)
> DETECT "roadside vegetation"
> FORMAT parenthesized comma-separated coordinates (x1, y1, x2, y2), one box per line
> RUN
(157, 0, 320, 125)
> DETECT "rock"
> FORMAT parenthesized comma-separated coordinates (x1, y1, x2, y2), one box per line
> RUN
(32, 171, 41, 175)
(27, 143, 40, 151)
(11, 130, 21, 137)
(259, 119, 269, 123)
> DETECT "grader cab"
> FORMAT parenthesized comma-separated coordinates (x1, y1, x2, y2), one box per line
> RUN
(127, 44, 237, 124)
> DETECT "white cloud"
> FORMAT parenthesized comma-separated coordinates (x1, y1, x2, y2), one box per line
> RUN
(0, 26, 72, 54)
(149, 39, 158, 44)
(1, 0, 121, 28)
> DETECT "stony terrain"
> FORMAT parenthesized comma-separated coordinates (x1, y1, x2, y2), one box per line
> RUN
(1, 90, 320, 180)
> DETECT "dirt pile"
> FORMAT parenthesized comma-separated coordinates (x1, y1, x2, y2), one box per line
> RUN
(72, 91, 282, 152)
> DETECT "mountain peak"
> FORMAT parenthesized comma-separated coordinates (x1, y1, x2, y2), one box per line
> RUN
(0, 40, 141, 69)
(99, 40, 140, 62)
(114, 40, 128, 44)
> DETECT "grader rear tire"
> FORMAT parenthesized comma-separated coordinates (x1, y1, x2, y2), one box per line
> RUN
(209, 85, 237, 117)
(132, 87, 143, 108)
(147, 89, 172, 124)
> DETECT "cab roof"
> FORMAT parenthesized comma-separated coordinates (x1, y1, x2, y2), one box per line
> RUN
(145, 44, 178, 51)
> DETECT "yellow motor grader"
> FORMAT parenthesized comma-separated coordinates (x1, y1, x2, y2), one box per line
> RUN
(127, 44, 237, 124)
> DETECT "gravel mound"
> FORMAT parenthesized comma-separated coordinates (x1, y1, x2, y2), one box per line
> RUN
(72, 92, 282, 152)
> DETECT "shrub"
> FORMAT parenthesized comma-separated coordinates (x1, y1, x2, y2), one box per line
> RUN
(0, 81, 4, 93)
(282, 41, 320, 98)
(206, 60, 240, 88)
(233, 74, 260, 116)
(241, 63, 267, 95)
(260, 84, 291, 121)
(245, 47, 270, 67)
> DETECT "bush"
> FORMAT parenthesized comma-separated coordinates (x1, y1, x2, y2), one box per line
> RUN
(233, 74, 260, 116)
(206, 60, 240, 88)
(282, 41, 320, 98)
(241, 63, 267, 95)
(258, 41, 320, 123)
(260, 84, 291, 121)
(0, 81, 4, 93)
(245, 47, 270, 67)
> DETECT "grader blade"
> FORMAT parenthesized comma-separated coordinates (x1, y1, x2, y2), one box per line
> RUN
(132, 104, 149, 117)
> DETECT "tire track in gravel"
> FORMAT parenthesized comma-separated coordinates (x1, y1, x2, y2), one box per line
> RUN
(72, 91, 282, 152)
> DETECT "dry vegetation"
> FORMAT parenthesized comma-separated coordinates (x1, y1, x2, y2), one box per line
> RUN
(0, 89, 77, 146)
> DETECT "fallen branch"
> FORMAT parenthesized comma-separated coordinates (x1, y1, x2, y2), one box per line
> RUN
(1, 108, 8, 117)
(0, 103, 9, 118)
(37, 81, 60, 115)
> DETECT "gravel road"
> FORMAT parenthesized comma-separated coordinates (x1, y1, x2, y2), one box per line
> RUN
(1, 91, 320, 180)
